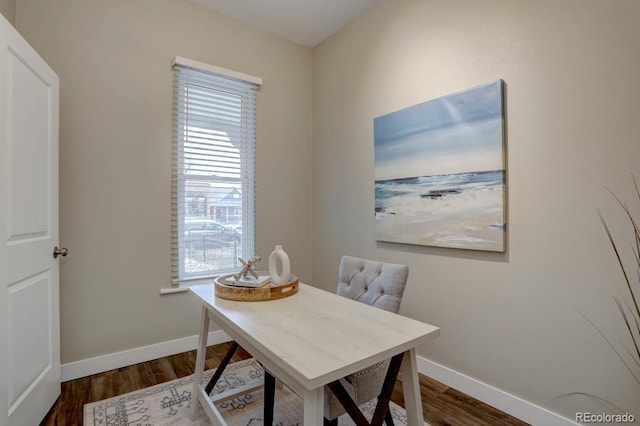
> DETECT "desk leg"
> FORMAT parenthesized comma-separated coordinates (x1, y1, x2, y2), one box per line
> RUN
(191, 306, 210, 420)
(302, 387, 324, 426)
(264, 371, 276, 426)
(400, 348, 424, 426)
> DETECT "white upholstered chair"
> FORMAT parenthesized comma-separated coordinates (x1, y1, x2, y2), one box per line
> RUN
(322, 256, 410, 425)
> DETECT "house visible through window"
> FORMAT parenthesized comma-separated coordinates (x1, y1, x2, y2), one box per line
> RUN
(172, 57, 261, 282)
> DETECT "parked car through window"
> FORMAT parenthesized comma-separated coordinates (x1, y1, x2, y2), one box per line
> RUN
(184, 219, 240, 251)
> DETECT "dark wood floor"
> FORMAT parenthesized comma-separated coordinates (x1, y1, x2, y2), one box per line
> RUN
(42, 341, 528, 426)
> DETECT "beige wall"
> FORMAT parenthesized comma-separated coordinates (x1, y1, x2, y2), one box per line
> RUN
(312, 0, 640, 420)
(0, 0, 14, 25)
(16, 0, 312, 364)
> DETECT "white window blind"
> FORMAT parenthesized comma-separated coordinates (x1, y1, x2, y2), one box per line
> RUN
(172, 58, 260, 283)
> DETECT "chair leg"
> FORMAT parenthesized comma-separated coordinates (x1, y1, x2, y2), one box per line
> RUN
(264, 371, 276, 426)
(324, 417, 338, 426)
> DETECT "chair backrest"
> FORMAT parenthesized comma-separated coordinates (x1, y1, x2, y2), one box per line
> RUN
(336, 256, 409, 314)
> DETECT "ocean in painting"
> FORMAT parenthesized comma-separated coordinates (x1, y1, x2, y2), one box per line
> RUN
(375, 170, 505, 251)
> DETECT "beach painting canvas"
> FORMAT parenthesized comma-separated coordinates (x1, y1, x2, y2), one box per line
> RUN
(374, 80, 506, 251)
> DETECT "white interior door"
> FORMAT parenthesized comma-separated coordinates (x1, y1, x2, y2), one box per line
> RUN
(0, 13, 61, 426)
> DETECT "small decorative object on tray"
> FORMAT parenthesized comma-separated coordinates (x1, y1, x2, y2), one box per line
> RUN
(228, 256, 269, 288)
(268, 245, 291, 285)
(233, 256, 262, 281)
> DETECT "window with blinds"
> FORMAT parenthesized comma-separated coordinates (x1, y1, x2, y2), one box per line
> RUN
(172, 57, 260, 282)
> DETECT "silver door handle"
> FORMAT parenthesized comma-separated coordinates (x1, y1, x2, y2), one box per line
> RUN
(53, 246, 68, 259)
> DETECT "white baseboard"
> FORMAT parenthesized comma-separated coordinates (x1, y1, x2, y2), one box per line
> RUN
(60, 330, 232, 382)
(62, 334, 577, 425)
(416, 355, 579, 426)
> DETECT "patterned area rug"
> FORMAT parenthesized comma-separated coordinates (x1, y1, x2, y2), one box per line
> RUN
(84, 358, 419, 426)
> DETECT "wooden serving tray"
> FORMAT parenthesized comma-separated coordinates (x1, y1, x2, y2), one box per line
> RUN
(214, 273, 299, 301)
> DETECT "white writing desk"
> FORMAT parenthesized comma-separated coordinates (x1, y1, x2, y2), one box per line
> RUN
(189, 283, 439, 426)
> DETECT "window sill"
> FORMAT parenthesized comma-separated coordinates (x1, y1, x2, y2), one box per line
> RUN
(160, 277, 217, 295)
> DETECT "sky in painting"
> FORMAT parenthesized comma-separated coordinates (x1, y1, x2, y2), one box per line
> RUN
(374, 80, 504, 180)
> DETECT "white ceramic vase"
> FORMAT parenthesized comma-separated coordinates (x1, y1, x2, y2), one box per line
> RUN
(269, 245, 291, 285)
